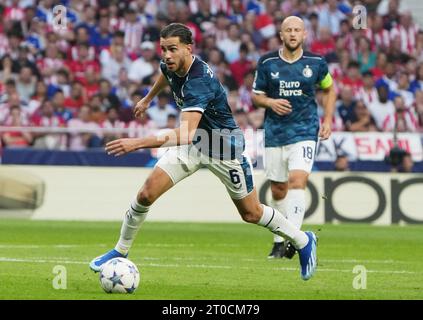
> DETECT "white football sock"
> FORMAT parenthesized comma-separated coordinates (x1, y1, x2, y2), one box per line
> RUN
(115, 198, 149, 255)
(258, 205, 308, 249)
(286, 189, 306, 229)
(271, 198, 287, 243)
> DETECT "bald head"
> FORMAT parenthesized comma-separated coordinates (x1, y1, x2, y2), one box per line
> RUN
(280, 16, 306, 52)
(281, 16, 305, 30)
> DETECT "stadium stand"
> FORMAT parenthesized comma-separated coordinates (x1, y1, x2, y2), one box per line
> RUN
(0, 0, 422, 171)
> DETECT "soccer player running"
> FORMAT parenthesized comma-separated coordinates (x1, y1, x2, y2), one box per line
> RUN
(252, 16, 336, 259)
(90, 23, 317, 280)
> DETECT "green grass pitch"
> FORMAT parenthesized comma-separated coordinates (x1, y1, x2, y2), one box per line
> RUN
(0, 219, 422, 300)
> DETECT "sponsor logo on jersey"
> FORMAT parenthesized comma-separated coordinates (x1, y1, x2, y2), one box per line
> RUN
(271, 72, 279, 79)
(279, 80, 302, 96)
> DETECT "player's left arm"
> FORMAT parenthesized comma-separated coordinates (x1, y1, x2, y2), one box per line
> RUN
(318, 63, 336, 140)
(105, 111, 202, 156)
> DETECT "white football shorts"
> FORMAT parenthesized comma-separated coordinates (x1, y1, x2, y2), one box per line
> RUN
(156, 144, 255, 200)
(264, 140, 316, 183)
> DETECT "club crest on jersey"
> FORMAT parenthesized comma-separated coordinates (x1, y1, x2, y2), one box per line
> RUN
(303, 65, 313, 78)
(271, 72, 279, 79)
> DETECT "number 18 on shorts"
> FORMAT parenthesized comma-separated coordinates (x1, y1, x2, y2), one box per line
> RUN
(264, 140, 316, 182)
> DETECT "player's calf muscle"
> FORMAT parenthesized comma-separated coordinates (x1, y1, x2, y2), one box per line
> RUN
(233, 193, 263, 224)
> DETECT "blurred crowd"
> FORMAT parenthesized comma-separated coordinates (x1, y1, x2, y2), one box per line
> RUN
(1, 0, 423, 151)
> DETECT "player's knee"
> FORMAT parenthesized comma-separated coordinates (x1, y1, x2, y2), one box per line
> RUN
(270, 182, 288, 200)
(137, 188, 155, 206)
(240, 205, 262, 224)
(288, 175, 308, 189)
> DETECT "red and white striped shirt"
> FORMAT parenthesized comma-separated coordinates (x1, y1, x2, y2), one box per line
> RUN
(119, 21, 144, 54)
(365, 28, 390, 49)
(390, 24, 419, 56)
(381, 108, 419, 132)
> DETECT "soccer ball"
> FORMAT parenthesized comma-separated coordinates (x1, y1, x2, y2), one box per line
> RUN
(99, 258, 140, 293)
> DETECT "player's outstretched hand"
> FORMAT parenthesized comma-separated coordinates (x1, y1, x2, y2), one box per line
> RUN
(105, 138, 139, 156)
(269, 99, 292, 115)
(134, 97, 151, 119)
(318, 121, 332, 140)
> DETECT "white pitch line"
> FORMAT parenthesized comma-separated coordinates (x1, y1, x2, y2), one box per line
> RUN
(0, 257, 418, 275)
(0, 244, 107, 249)
(0, 244, 411, 265)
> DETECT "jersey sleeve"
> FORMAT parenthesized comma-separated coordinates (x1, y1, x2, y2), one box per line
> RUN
(181, 78, 214, 112)
(252, 58, 268, 94)
(317, 58, 333, 89)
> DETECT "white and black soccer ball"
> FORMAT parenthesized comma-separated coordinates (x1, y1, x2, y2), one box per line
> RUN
(99, 258, 140, 293)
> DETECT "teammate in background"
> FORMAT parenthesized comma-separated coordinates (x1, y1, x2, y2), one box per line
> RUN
(90, 23, 318, 280)
(252, 16, 336, 259)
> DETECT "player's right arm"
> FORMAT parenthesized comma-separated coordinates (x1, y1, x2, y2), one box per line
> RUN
(105, 111, 202, 156)
(251, 93, 292, 116)
(251, 58, 292, 115)
(134, 72, 168, 118)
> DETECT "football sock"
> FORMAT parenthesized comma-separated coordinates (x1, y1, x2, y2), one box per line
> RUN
(286, 189, 306, 229)
(271, 198, 287, 243)
(115, 198, 149, 255)
(258, 205, 308, 249)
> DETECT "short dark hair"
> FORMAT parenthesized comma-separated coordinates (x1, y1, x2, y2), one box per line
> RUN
(160, 23, 193, 45)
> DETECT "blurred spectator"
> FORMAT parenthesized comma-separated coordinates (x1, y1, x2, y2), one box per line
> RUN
(63, 81, 87, 114)
(98, 79, 121, 111)
(67, 105, 102, 151)
(52, 90, 73, 122)
(230, 43, 253, 87)
(90, 15, 113, 51)
(217, 23, 241, 63)
(382, 95, 418, 132)
(28, 80, 48, 116)
(1, 105, 32, 148)
(311, 27, 336, 58)
(128, 41, 156, 85)
(165, 113, 178, 129)
(409, 63, 423, 94)
(367, 84, 395, 130)
(48, 68, 71, 98)
(358, 71, 379, 107)
(31, 100, 67, 150)
(318, 0, 346, 36)
(366, 15, 390, 51)
(357, 37, 377, 73)
(15, 66, 36, 103)
(334, 153, 350, 171)
(340, 61, 364, 95)
(390, 11, 419, 56)
(121, 8, 144, 56)
(337, 85, 356, 126)
(101, 44, 131, 86)
(0, 54, 15, 81)
(414, 90, 423, 129)
(395, 71, 414, 107)
(101, 106, 126, 144)
(66, 43, 100, 83)
(127, 113, 158, 139)
(398, 152, 414, 172)
(37, 43, 65, 82)
(147, 92, 178, 128)
(347, 100, 378, 132)
(237, 71, 255, 112)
